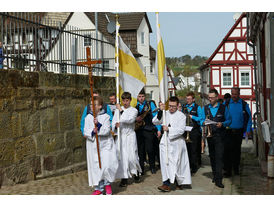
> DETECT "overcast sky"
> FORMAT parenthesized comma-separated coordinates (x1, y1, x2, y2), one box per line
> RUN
(147, 12, 236, 58)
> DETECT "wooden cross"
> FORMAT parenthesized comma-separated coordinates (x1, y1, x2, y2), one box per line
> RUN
(77, 47, 102, 169)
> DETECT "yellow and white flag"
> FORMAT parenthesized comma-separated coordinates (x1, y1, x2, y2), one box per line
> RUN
(118, 36, 147, 107)
(156, 13, 169, 105)
(156, 12, 169, 165)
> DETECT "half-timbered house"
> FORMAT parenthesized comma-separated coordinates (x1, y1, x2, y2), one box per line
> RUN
(199, 13, 256, 117)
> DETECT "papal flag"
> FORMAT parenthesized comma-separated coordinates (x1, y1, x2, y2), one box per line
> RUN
(156, 12, 169, 165)
(156, 13, 169, 105)
(118, 36, 147, 107)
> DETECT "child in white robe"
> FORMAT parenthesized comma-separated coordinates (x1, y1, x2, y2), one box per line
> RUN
(153, 96, 192, 192)
(84, 96, 118, 195)
(112, 92, 142, 187)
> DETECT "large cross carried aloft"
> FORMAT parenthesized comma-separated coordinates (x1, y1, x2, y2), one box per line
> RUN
(77, 47, 102, 169)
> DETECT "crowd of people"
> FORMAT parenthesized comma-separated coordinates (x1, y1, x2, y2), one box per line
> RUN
(81, 87, 252, 195)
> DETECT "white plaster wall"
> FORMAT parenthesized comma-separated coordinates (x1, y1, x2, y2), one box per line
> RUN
(68, 12, 95, 29)
(242, 17, 247, 27)
(241, 89, 252, 95)
(137, 18, 150, 57)
(225, 42, 234, 52)
(212, 70, 220, 85)
(213, 53, 223, 61)
(137, 17, 161, 103)
(221, 89, 231, 95)
(230, 28, 241, 37)
(234, 69, 238, 85)
(238, 42, 246, 51)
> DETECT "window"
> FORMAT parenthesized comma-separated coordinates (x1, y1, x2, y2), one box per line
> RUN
(43, 29, 50, 40)
(141, 32, 145, 45)
(22, 32, 27, 44)
(103, 60, 109, 70)
(84, 34, 92, 46)
(240, 72, 250, 86)
(223, 72, 232, 86)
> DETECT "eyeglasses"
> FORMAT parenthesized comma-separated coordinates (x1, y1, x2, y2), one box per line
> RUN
(208, 96, 217, 99)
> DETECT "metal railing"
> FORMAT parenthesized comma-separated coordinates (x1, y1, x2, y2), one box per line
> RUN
(0, 12, 115, 76)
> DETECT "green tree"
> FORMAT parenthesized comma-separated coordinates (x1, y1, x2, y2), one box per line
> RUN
(176, 88, 202, 106)
(181, 55, 192, 65)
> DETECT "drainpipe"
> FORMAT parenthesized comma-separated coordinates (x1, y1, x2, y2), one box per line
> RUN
(268, 13, 274, 165)
(246, 13, 260, 132)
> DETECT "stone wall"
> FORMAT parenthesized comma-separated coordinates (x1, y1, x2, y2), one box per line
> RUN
(0, 69, 115, 187)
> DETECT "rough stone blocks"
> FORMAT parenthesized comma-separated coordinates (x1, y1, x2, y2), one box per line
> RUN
(36, 133, 64, 155)
(14, 136, 36, 163)
(40, 108, 59, 133)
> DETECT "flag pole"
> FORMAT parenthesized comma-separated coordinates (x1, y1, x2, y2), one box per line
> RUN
(115, 14, 121, 160)
(156, 12, 168, 165)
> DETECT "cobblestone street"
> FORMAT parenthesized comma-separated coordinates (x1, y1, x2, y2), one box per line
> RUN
(0, 140, 273, 195)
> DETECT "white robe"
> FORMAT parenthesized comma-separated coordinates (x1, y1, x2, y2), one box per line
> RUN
(84, 112, 118, 187)
(153, 110, 192, 185)
(112, 106, 142, 179)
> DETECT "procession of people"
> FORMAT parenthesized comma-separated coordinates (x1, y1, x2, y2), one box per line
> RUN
(82, 86, 252, 195)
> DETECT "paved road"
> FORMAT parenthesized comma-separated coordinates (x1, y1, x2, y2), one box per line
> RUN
(0, 140, 273, 195)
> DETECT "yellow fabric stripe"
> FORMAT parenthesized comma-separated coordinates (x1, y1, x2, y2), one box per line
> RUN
(118, 49, 147, 84)
(157, 38, 166, 84)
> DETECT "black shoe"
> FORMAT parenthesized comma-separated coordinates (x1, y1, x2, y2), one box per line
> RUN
(191, 169, 198, 174)
(119, 179, 128, 187)
(212, 178, 215, 183)
(183, 184, 192, 189)
(134, 175, 141, 183)
(151, 168, 156, 174)
(215, 182, 224, 188)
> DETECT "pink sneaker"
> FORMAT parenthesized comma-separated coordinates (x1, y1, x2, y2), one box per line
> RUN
(105, 185, 112, 195)
(91, 190, 103, 195)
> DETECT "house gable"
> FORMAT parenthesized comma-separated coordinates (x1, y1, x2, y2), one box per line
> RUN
(137, 17, 150, 57)
(68, 12, 95, 29)
(207, 13, 253, 65)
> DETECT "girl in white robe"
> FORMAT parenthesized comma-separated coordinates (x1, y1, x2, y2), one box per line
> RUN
(153, 98, 192, 191)
(84, 97, 118, 195)
(112, 92, 142, 187)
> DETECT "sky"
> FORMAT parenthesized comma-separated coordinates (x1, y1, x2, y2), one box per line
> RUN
(147, 12, 236, 58)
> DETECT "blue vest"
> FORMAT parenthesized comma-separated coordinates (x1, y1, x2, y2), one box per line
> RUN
(136, 101, 155, 131)
(204, 103, 226, 134)
(182, 103, 200, 129)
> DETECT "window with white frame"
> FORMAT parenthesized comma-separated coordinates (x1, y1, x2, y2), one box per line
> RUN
(84, 34, 92, 46)
(240, 72, 250, 86)
(222, 72, 232, 86)
(141, 32, 145, 45)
